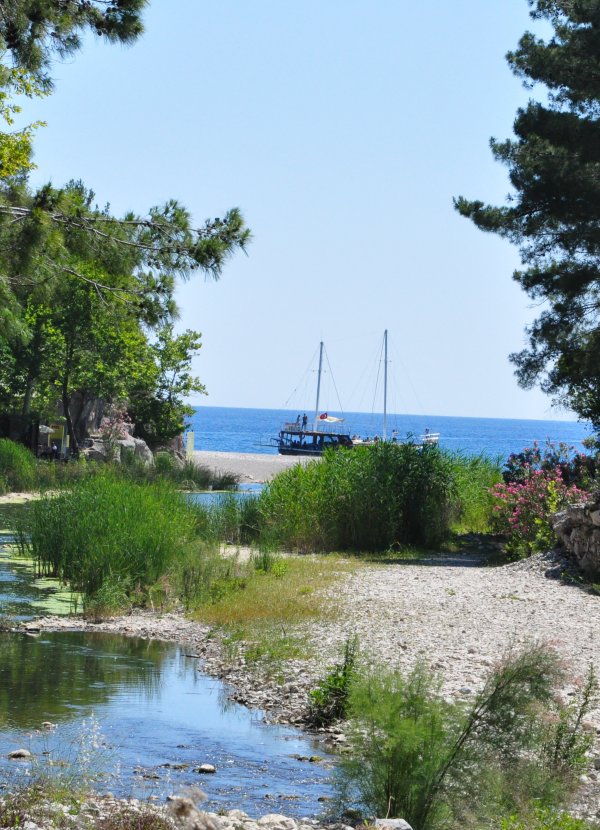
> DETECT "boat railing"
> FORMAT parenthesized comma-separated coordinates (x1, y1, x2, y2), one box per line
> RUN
(282, 422, 304, 433)
(281, 421, 349, 435)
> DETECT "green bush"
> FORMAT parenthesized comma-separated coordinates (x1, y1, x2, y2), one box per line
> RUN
(36, 456, 100, 490)
(20, 473, 201, 606)
(169, 545, 247, 611)
(120, 450, 238, 491)
(448, 452, 502, 533)
(308, 635, 358, 726)
(0, 439, 37, 491)
(336, 643, 595, 830)
(258, 443, 501, 552)
(498, 808, 598, 830)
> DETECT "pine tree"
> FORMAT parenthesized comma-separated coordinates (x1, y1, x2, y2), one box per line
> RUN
(0, 0, 146, 87)
(455, 0, 600, 427)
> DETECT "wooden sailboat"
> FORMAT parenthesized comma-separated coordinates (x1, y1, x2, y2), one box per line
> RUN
(275, 342, 353, 456)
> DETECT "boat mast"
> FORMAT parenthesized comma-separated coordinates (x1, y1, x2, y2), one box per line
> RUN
(383, 329, 388, 441)
(314, 341, 324, 428)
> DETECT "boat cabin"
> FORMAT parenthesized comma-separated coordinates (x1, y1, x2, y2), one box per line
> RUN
(277, 422, 353, 456)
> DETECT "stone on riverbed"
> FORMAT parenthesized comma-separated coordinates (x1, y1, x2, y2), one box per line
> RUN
(8, 748, 32, 759)
(257, 815, 298, 830)
(166, 797, 219, 830)
(374, 820, 414, 830)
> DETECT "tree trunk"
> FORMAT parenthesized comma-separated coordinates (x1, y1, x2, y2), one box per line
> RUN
(61, 350, 79, 456)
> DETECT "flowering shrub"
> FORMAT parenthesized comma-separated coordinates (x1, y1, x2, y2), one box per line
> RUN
(491, 465, 589, 556)
(99, 403, 132, 460)
(503, 439, 596, 488)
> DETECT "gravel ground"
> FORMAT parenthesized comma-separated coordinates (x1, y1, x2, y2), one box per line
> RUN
(311, 549, 600, 700)
(25, 547, 600, 721)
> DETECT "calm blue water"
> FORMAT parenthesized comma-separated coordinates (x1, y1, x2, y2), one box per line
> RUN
(0, 632, 332, 814)
(188, 406, 592, 461)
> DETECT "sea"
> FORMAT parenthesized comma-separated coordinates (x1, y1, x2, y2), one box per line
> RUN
(187, 406, 593, 462)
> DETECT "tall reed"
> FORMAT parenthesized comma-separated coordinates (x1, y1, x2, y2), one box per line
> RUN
(0, 439, 37, 492)
(258, 443, 501, 552)
(21, 473, 200, 600)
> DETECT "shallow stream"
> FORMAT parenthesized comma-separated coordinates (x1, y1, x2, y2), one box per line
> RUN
(0, 502, 334, 816)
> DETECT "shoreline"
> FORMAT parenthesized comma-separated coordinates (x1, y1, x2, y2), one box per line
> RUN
(16, 547, 600, 822)
(193, 451, 314, 483)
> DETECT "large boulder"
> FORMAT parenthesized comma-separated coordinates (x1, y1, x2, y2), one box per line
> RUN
(117, 434, 154, 466)
(80, 434, 154, 466)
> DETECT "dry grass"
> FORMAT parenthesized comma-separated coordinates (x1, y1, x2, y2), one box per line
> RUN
(191, 553, 354, 627)
(190, 553, 356, 664)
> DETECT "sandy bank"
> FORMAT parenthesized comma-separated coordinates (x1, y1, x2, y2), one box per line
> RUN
(193, 451, 314, 483)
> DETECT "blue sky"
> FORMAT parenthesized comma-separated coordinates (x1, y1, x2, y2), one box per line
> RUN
(22, 0, 573, 420)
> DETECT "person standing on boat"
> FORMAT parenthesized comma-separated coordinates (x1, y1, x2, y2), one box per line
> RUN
(302, 413, 308, 429)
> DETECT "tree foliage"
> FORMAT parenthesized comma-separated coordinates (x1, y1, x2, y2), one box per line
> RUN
(0, 2, 251, 448)
(0, 0, 147, 87)
(455, 1, 600, 427)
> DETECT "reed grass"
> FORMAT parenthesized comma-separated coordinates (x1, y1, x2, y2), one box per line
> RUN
(257, 443, 501, 553)
(20, 473, 203, 606)
(0, 437, 238, 495)
(0, 439, 37, 492)
(121, 450, 239, 491)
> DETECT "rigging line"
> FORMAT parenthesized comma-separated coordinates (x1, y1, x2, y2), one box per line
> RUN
(370, 333, 385, 417)
(382, 336, 405, 421)
(324, 345, 345, 417)
(351, 337, 385, 412)
(389, 339, 426, 414)
(283, 344, 320, 408)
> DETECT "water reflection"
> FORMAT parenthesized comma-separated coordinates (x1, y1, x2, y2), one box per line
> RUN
(0, 632, 165, 728)
(0, 631, 333, 815)
(0, 502, 77, 620)
(0, 501, 333, 815)
(187, 483, 263, 508)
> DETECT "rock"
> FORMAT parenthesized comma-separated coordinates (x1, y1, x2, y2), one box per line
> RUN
(166, 797, 218, 830)
(552, 500, 600, 578)
(374, 820, 414, 830)
(81, 434, 154, 466)
(195, 763, 216, 774)
(117, 435, 154, 466)
(8, 748, 32, 759)
(257, 815, 298, 830)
